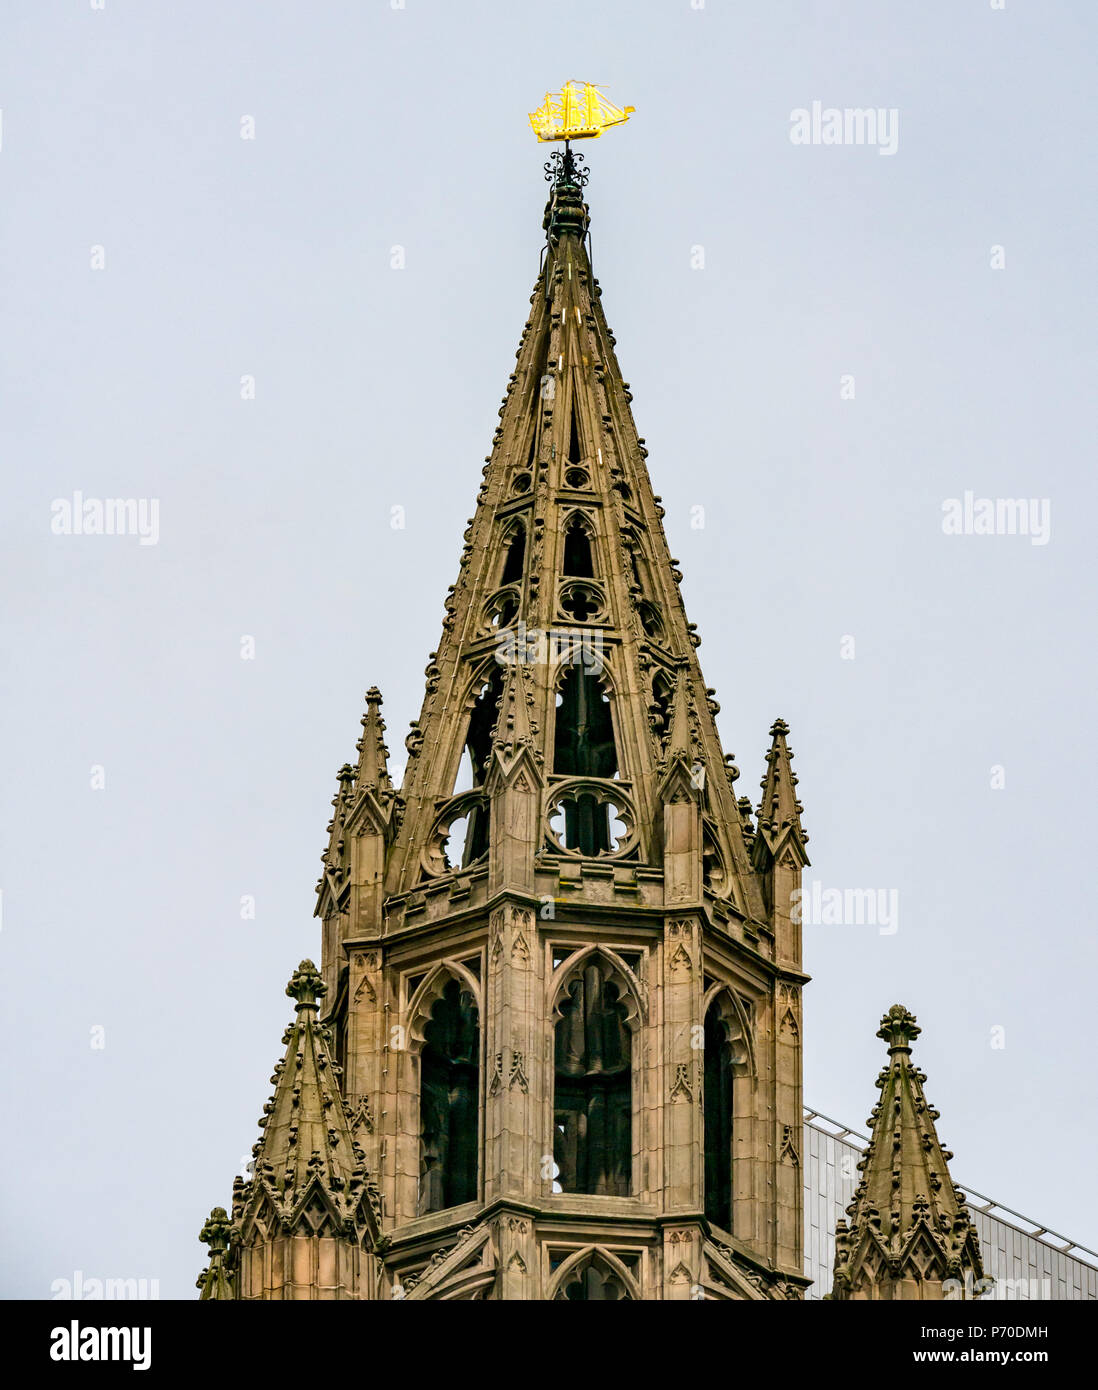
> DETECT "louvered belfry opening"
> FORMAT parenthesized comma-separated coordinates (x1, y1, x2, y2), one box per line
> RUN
(703, 1001, 734, 1232)
(553, 959, 632, 1195)
(419, 979, 480, 1215)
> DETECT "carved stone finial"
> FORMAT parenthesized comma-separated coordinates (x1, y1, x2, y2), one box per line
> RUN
(199, 1206, 232, 1255)
(877, 1004, 921, 1053)
(286, 959, 326, 1011)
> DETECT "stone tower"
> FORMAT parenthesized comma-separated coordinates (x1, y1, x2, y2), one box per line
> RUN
(830, 1006, 984, 1301)
(199, 153, 811, 1300)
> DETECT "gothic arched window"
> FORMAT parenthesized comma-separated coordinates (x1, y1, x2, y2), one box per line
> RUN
(554, 959, 632, 1196)
(703, 999, 734, 1232)
(500, 521, 526, 585)
(554, 667, 617, 778)
(562, 514, 596, 577)
(419, 978, 480, 1214)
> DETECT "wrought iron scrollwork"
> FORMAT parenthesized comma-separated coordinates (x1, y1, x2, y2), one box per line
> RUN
(544, 147, 590, 188)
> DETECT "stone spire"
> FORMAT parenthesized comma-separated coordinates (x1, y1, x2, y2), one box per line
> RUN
(212, 152, 816, 1299)
(367, 150, 764, 925)
(196, 1207, 234, 1300)
(753, 718, 808, 866)
(202, 961, 381, 1300)
(752, 718, 809, 969)
(355, 687, 393, 798)
(830, 1006, 984, 1301)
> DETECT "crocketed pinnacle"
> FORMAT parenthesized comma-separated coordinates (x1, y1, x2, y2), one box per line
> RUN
(755, 718, 809, 859)
(831, 1005, 983, 1298)
(355, 687, 393, 797)
(196, 1207, 234, 1300)
(234, 961, 379, 1246)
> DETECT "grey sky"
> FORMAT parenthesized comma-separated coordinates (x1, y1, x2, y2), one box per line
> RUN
(2, 1, 1095, 1297)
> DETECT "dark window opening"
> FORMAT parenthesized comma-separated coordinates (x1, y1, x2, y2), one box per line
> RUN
(458, 668, 503, 863)
(650, 673, 673, 740)
(419, 979, 480, 1214)
(553, 791, 618, 856)
(703, 1001, 734, 1231)
(465, 668, 504, 786)
(638, 602, 662, 639)
(554, 961, 631, 1196)
(554, 668, 617, 778)
(558, 1263, 630, 1300)
(563, 515, 595, 577)
(565, 467, 589, 490)
(500, 523, 526, 584)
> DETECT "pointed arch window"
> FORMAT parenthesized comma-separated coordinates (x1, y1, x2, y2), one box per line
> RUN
(562, 514, 595, 578)
(419, 978, 480, 1214)
(453, 667, 503, 862)
(703, 998, 735, 1232)
(554, 667, 617, 778)
(554, 959, 632, 1196)
(500, 521, 526, 585)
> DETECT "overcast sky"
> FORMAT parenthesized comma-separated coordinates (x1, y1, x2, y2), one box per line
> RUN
(2, 0, 1095, 1298)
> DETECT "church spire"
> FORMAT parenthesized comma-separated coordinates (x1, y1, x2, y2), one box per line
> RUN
(196, 1207, 234, 1300)
(754, 718, 808, 862)
(831, 1006, 984, 1301)
(355, 687, 393, 798)
(200, 961, 381, 1300)
(212, 99, 817, 1299)
(373, 144, 764, 924)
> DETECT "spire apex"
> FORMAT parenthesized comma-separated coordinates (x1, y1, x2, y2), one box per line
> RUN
(543, 149, 590, 242)
(286, 959, 325, 1012)
(199, 1206, 231, 1255)
(877, 1003, 922, 1053)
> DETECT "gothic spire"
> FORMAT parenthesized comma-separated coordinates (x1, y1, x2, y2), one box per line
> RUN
(375, 160, 764, 922)
(830, 1005, 984, 1300)
(754, 718, 809, 867)
(196, 1207, 234, 1300)
(355, 687, 393, 798)
(236, 961, 380, 1251)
